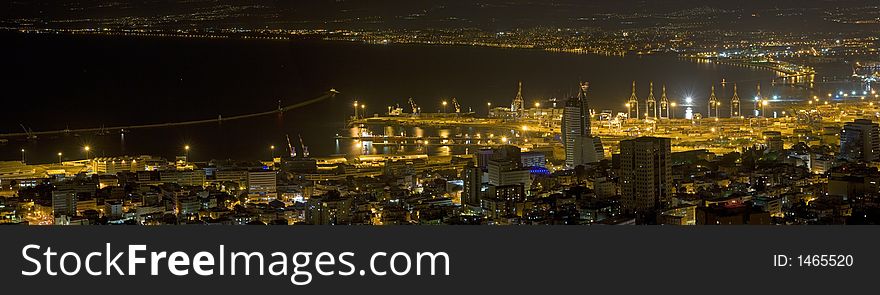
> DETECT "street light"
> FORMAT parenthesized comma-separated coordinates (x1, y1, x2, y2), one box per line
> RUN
(761, 100, 769, 116)
(21, 149, 25, 163)
(57, 152, 63, 164)
(670, 102, 677, 119)
(534, 102, 541, 108)
(83, 146, 90, 160)
(184, 145, 190, 162)
(487, 102, 492, 115)
(353, 101, 359, 119)
(442, 100, 448, 113)
(270, 145, 275, 158)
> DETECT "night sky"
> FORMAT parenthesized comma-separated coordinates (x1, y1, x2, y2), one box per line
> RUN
(1, 0, 876, 31)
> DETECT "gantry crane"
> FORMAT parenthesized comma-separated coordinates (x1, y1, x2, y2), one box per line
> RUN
(408, 97, 419, 114)
(286, 134, 297, 158)
(299, 134, 310, 158)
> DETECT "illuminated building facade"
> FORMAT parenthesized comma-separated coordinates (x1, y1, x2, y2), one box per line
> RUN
(840, 119, 880, 163)
(562, 82, 603, 169)
(619, 137, 672, 213)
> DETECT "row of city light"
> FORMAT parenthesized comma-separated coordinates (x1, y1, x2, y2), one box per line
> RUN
(18, 145, 91, 164)
(360, 99, 548, 116)
(19, 145, 195, 164)
(352, 87, 875, 121)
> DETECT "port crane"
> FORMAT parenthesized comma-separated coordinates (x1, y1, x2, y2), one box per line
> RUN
(299, 135, 310, 158)
(286, 134, 297, 158)
(408, 97, 419, 114)
(18, 124, 36, 140)
(451, 98, 462, 113)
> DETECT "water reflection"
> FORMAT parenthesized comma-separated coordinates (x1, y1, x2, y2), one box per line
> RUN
(344, 124, 488, 157)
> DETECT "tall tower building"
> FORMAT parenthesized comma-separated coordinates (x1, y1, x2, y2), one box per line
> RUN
(563, 82, 604, 169)
(575, 82, 591, 134)
(462, 162, 483, 206)
(645, 82, 657, 119)
(840, 119, 880, 163)
(626, 81, 639, 120)
(511, 81, 524, 115)
(659, 85, 670, 119)
(708, 85, 719, 118)
(619, 137, 672, 213)
(730, 83, 741, 118)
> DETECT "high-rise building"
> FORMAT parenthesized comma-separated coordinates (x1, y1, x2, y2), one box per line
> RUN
(52, 190, 77, 218)
(306, 193, 353, 225)
(521, 151, 546, 168)
(562, 82, 604, 169)
(483, 184, 526, 219)
(487, 145, 531, 194)
(476, 148, 494, 171)
(247, 170, 278, 201)
(564, 82, 591, 135)
(619, 136, 673, 213)
(840, 118, 880, 162)
(462, 162, 483, 206)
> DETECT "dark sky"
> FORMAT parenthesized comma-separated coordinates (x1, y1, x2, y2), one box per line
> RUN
(2, 0, 877, 31)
